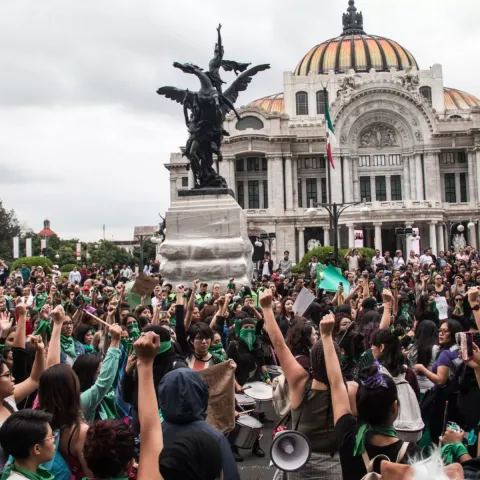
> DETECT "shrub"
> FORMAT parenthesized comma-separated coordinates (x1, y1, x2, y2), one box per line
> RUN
(11, 256, 53, 271)
(60, 263, 79, 273)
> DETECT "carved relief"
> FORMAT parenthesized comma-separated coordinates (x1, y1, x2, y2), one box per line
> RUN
(337, 74, 360, 105)
(358, 124, 398, 149)
(415, 130, 422, 141)
(340, 133, 348, 144)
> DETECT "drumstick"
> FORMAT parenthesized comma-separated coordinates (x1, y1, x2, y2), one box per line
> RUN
(83, 310, 112, 328)
(237, 410, 255, 416)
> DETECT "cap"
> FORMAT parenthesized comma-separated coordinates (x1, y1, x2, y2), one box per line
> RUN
(96, 296, 105, 302)
(200, 283, 208, 287)
(53, 265, 59, 269)
(82, 286, 90, 292)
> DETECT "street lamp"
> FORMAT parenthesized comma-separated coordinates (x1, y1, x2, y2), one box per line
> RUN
(468, 219, 475, 230)
(306, 201, 360, 266)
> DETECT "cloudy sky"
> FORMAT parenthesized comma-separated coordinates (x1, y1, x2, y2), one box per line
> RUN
(1, 0, 479, 241)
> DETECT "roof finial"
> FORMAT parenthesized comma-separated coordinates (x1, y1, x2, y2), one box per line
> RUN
(341, 0, 366, 36)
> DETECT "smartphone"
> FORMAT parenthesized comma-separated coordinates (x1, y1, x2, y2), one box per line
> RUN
(456, 331, 474, 361)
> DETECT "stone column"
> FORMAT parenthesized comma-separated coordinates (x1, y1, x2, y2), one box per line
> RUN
(476, 150, 480, 204)
(323, 226, 330, 246)
(409, 155, 417, 200)
(347, 224, 355, 249)
(403, 155, 411, 200)
(386, 174, 392, 201)
(285, 155, 293, 210)
(343, 156, 352, 202)
(273, 156, 285, 212)
(188, 168, 195, 189)
(298, 227, 305, 261)
(437, 224, 445, 253)
(292, 156, 298, 210)
(170, 178, 176, 202)
(468, 151, 476, 203)
(374, 223, 383, 253)
(429, 221, 438, 255)
(469, 222, 477, 249)
(352, 157, 360, 202)
(415, 153, 424, 200)
(424, 153, 437, 201)
(330, 155, 342, 202)
(267, 156, 274, 210)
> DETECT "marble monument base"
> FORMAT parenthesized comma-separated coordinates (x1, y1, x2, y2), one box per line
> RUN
(160, 190, 253, 288)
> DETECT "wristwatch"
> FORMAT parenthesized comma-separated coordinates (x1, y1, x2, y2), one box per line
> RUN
(471, 304, 480, 311)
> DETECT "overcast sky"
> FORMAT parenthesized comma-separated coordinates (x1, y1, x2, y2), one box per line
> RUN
(1, 0, 479, 241)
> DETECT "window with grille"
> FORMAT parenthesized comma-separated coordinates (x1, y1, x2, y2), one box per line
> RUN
(458, 152, 467, 164)
(441, 152, 455, 164)
(262, 157, 268, 171)
(373, 155, 386, 166)
(391, 175, 402, 201)
(321, 178, 327, 203)
(375, 176, 387, 201)
(237, 182, 244, 208)
(316, 90, 328, 115)
(248, 180, 259, 208)
(298, 179, 303, 208)
(181, 177, 188, 187)
(306, 179, 317, 206)
(420, 86, 432, 106)
(236, 159, 244, 172)
(389, 154, 401, 166)
(263, 180, 268, 209)
(296, 91, 309, 116)
(444, 173, 456, 203)
(460, 173, 467, 202)
(360, 177, 371, 202)
(247, 157, 259, 171)
(359, 156, 370, 167)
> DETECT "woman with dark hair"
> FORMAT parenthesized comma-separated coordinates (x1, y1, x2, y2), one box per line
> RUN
(406, 320, 438, 394)
(260, 289, 341, 478)
(74, 324, 95, 354)
(277, 296, 294, 338)
(414, 318, 463, 440)
(286, 320, 318, 371)
(333, 312, 352, 340)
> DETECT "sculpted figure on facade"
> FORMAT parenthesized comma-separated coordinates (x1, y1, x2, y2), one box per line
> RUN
(359, 123, 398, 149)
(307, 239, 321, 251)
(336, 73, 359, 104)
(453, 233, 466, 252)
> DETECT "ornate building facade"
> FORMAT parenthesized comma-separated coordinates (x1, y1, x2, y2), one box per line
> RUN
(166, 0, 480, 265)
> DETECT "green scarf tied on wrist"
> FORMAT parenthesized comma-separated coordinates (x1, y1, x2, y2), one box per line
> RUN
(82, 343, 95, 354)
(1, 464, 54, 480)
(209, 343, 228, 362)
(239, 329, 256, 351)
(441, 442, 469, 465)
(158, 340, 172, 355)
(33, 319, 52, 341)
(60, 334, 77, 358)
(127, 323, 141, 341)
(353, 423, 398, 456)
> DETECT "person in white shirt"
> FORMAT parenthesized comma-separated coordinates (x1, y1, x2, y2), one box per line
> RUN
(344, 248, 360, 271)
(419, 248, 433, 267)
(393, 250, 405, 270)
(122, 266, 133, 280)
(68, 266, 81, 284)
(371, 249, 386, 271)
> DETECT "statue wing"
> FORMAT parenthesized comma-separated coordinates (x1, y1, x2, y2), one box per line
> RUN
(222, 63, 270, 112)
(221, 60, 251, 75)
(156, 86, 193, 105)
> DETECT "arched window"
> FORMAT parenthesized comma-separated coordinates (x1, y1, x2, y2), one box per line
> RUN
(236, 116, 264, 130)
(420, 86, 432, 106)
(296, 91, 309, 115)
(316, 90, 329, 115)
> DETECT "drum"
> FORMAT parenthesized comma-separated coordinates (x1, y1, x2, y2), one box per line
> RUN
(230, 415, 263, 449)
(235, 393, 256, 412)
(244, 381, 273, 413)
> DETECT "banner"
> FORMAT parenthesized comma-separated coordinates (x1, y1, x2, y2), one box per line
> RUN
(354, 230, 364, 248)
(26, 238, 32, 257)
(318, 264, 350, 294)
(12, 237, 19, 259)
(76, 242, 81, 260)
(40, 238, 47, 251)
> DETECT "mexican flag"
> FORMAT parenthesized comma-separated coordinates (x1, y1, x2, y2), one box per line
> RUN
(324, 88, 336, 169)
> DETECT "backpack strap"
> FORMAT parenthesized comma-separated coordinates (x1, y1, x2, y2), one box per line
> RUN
(396, 441, 409, 463)
(361, 452, 390, 473)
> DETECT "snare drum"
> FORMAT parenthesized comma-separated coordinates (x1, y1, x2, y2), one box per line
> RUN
(267, 365, 282, 380)
(244, 381, 273, 413)
(235, 393, 256, 412)
(230, 415, 262, 449)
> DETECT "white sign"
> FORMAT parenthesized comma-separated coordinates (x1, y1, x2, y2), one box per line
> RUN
(435, 296, 449, 320)
(40, 238, 47, 250)
(354, 230, 364, 248)
(292, 287, 316, 316)
(13, 237, 19, 259)
(76, 242, 81, 259)
(26, 238, 32, 257)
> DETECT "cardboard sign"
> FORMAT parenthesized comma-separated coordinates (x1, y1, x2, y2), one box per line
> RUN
(130, 273, 159, 297)
(293, 287, 316, 315)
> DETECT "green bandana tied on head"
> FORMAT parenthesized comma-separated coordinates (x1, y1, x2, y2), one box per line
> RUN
(209, 343, 228, 362)
(33, 319, 52, 341)
(82, 343, 95, 354)
(1, 464, 54, 480)
(158, 340, 172, 355)
(60, 334, 77, 358)
(353, 423, 398, 456)
(127, 323, 141, 341)
(239, 329, 256, 351)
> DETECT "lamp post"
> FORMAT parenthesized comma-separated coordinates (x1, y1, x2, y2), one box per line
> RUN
(306, 201, 360, 266)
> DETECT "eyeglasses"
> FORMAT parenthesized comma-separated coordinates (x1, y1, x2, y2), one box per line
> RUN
(63, 322, 73, 326)
(42, 433, 57, 444)
(194, 336, 209, 342)
(0, 371, 12, 379)
(439, 328, 449, 334)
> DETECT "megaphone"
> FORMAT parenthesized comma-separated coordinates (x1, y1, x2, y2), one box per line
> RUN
(270, 429, 311, 472)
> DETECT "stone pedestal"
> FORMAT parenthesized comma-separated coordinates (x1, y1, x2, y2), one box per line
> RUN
(160, 190, 253, 288)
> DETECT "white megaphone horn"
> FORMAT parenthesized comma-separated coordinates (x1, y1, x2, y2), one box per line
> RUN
(270, 429, 311, 472)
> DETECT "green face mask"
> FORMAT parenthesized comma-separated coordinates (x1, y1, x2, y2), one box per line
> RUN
(239, 328, 256, 351)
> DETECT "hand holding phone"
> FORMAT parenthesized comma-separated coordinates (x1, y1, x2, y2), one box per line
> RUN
(456, 331, 474, 361)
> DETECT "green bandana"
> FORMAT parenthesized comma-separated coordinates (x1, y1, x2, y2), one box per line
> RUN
(127, 323, 140, 341)
(33, 319, 52, 340)
(82, 343, 95, 354)
(121, 338, 133, 355)
(158, 340, 172, 355)
(1, 464, 54, 480)
(98, 388, 118, 420)
(353, 423, 398, 456)
(358, 349, 375, 370)
(60, 334, 77, 358)
(234, 319, 241, 337)
(441, 442, 469, 465)
(34, 292, 48, 312)
(239, 329, 256, 351)
(209, 343, 228, 361)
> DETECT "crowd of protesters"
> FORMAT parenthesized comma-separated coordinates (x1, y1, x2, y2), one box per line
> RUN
(0, 242, 479, 479)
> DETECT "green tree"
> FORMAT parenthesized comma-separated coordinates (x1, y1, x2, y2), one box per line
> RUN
(87, 241, 134, 268)
(132, 239, 157, 266)
(0, 200, 21, 263)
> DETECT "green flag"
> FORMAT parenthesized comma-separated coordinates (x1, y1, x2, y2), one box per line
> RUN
(318, 265, 350, 294)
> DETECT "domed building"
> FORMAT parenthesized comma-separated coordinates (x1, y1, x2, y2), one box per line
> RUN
(166, 0, 480, 264)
